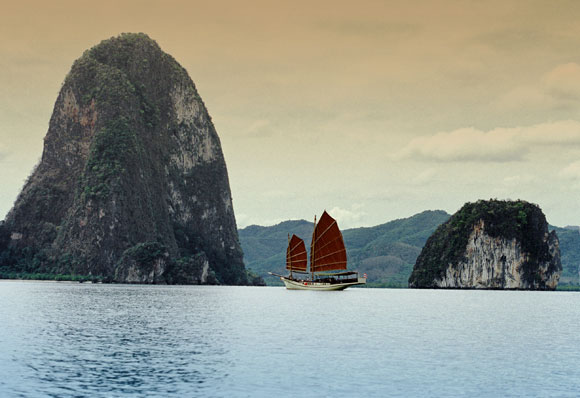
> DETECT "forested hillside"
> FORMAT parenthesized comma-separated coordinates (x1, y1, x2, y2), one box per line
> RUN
(240, 211, 580, 288)
(239, 210, 450, 286)
(550, 225, 580, 287)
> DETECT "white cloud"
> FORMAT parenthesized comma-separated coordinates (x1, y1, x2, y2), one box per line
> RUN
(235, 213, 251, 228)
(235, 212, 288, 228)
(262, 189, 289, 198)
(412, 169, 437, 184)
(561, 161, 580, 180)
(543, 63, 580, 101)
(496, 63, 580, 110)
(502, 174, 536, 185)
(328, 204, 366, 229)
(495, 86, 554, 111)
(243, 119, 275, 137)
(0, 141, 7, 159)
(397, 120, 580, 162)
(398, 127, 519, 162)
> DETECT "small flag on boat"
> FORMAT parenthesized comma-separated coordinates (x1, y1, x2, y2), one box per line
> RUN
(363, 273, 367, 278)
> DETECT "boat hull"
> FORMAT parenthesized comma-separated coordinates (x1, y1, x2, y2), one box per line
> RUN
(281, 276, 366, 291)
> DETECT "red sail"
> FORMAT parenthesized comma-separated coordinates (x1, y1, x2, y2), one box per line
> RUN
(310, 211, 347, 272)
(286, 234, 307, 272)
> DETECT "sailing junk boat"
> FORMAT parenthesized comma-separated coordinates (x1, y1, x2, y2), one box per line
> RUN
(270, 211, 367, 290)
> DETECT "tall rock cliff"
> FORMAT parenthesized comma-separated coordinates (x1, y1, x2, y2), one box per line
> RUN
(408, 200, 561, 290)
(0, 33, 249, 284)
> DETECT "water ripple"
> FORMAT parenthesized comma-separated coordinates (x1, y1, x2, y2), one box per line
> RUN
(1, 282, 579, 397)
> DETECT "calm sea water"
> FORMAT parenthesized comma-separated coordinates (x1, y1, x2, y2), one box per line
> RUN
(0, 281, 578, 397)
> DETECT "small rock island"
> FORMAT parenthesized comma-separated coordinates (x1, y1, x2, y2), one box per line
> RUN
(0, 33, 256, 285)
(408, 200, 561, 290)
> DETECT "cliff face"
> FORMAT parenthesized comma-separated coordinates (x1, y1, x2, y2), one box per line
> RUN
(436, 220, 560, 289)
(1, 33, 248, 284)
(409, 200, 562, 290)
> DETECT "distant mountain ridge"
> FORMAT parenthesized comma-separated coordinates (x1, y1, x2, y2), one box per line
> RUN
(239, 210, 580, 287)
(239, 220, 314, 266)
(550, 225, 580, 287)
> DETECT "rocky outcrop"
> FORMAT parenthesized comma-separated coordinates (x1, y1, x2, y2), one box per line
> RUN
(0, 33, 250, 284)
(436, 220, 560, 289)
(409, 200, 562, 290)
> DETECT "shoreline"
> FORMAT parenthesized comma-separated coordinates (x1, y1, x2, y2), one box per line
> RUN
(1, 278, 579, 290)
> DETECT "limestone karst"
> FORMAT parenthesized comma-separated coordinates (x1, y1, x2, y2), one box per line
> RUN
(0, 33, 251, 284)
(409, 200, 561, 290)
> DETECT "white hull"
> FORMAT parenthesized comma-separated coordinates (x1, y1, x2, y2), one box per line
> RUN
(281, 276, 366, 291)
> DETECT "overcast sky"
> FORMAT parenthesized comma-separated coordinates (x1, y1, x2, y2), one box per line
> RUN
(2, 0, 580, 229)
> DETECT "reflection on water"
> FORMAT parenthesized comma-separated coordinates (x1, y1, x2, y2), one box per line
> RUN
(1, 281, 579, 397)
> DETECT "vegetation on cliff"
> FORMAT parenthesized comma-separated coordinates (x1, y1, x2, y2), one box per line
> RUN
(0, 33, 259, 285)
(408, 199, 562, 289)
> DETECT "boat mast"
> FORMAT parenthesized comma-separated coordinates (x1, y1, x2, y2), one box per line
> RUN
(288, 233, 292, 279)
(310, 214, 317, 281)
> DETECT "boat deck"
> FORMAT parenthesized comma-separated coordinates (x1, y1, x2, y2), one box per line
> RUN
(280, 276, 366, 291)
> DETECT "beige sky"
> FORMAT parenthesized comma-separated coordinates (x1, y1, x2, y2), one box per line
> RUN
(2, 0, 580, 228)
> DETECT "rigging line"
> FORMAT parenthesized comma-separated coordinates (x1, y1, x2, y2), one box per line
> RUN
(310, 214, 317, 280)
(288, 252, 307, 261)
(312, 261, 348, 269)
(290, 240, 305, 252)
(286, 259, 306, 267)
(288, 252, 307, 259)
(312, 248, 347, 263)
(290, 246, 305, 254)
(287, 264, 307, 269)
(289, 243, 307, 253)
(313, 220, 337, 246)
(314, 238, 345, 254)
